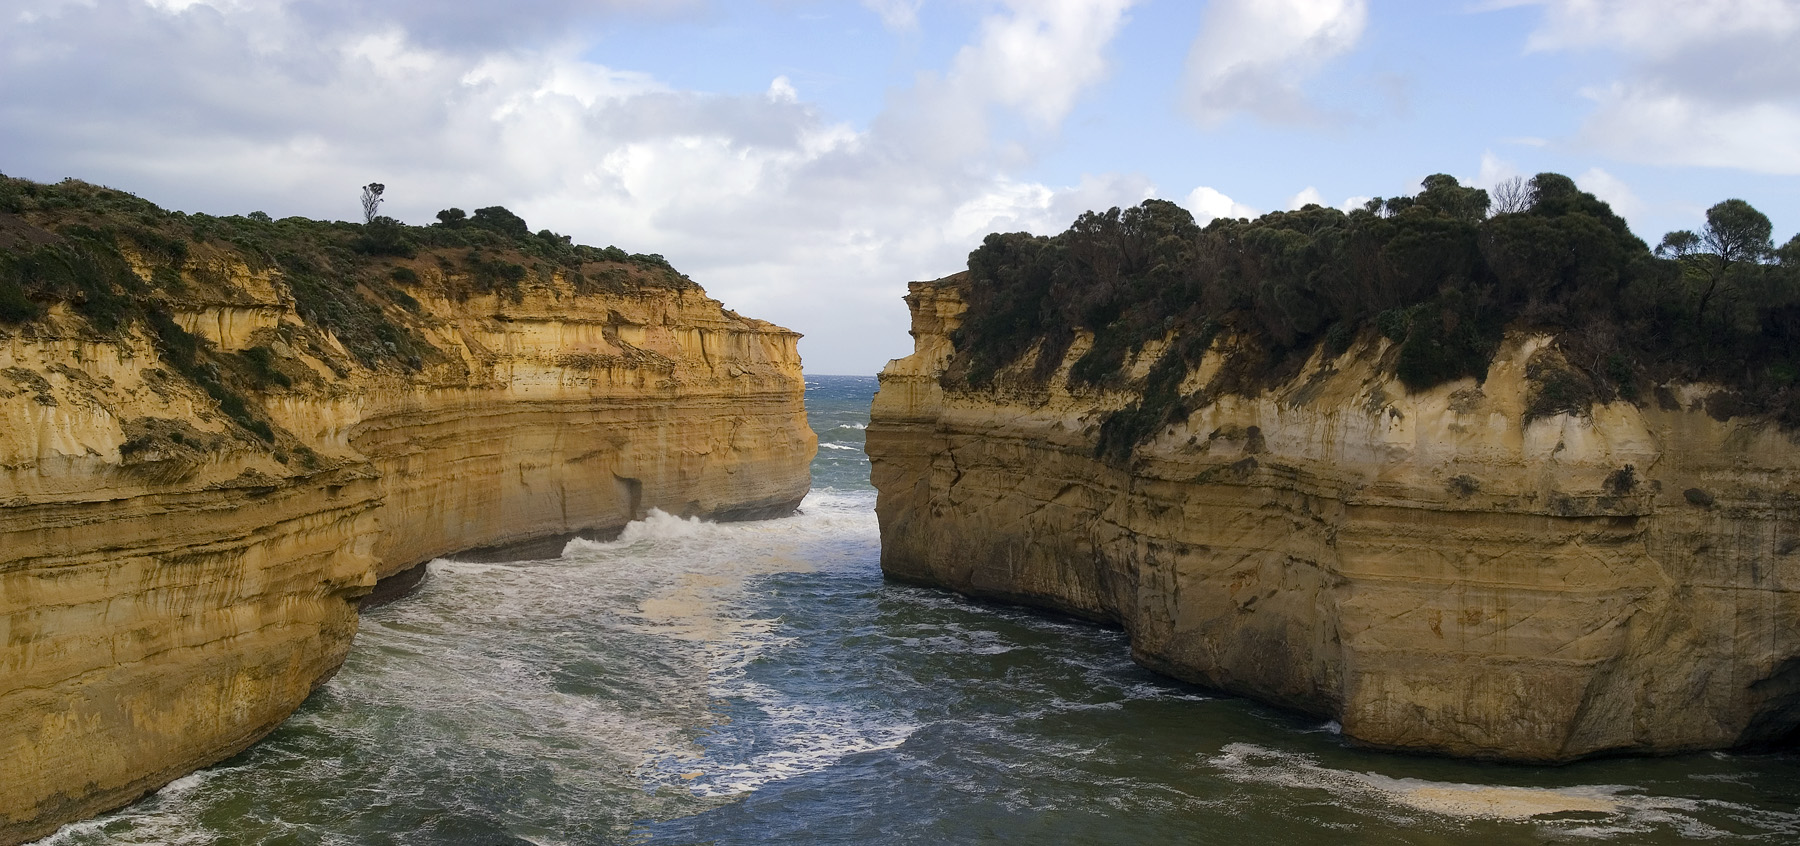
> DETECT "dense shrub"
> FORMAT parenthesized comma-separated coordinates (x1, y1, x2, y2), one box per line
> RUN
(0, 275, 37, 322)
(144, 307, 275, 441)
(238, 345, 292, 388)
(470, 206, 530, 240)
(0, 234, 142, 331)
(355, 216, 415, 257)
(945, 173, 1800, 459)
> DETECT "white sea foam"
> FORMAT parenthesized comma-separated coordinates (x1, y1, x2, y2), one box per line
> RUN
(616, 508, 714, 544)
(1118, 681, 1211, 703)
(351, 500, 869, 825)
(645, 686, 918, 799)
(48, 471, 1799, 844)
(896, 627, 1018, 656)
(1203, 743, 1798, 838)
(35, 767, 237, 845)
(818, 442, 862, 451)
(412, 489, 894, 803)
(555, 509, 716, 557)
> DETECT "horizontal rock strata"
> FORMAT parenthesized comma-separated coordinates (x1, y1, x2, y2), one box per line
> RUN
(1, 233, 812, 843)
(868, 276, 1800, 763)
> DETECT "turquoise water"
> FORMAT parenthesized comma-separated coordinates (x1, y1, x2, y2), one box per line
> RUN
(43, 376, 1800, 844)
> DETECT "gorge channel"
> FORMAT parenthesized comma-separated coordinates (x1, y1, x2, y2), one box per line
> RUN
(41, 377, 1800, 845)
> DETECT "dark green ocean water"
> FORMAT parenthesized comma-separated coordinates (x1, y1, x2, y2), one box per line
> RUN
(42, 376, 1800, 844)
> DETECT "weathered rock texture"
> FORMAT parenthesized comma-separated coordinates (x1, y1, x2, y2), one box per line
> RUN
(1, 229, 812, 843)
(869, 275, 1800, 763)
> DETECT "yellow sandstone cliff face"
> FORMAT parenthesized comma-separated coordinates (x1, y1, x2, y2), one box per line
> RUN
(0, 256, 813, 844)
(868, 276, 1800, 763)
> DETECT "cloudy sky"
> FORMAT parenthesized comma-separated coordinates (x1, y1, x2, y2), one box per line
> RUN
(5, 0, 1798, 373)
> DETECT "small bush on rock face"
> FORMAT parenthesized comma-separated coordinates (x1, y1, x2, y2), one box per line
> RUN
(238, 345, 292, 389)
(0, 236, 141, 332)
(142, 308, 276, 440)
(1520, 347, 1601, 421)
(1396, 290, 1499, 392)
(460, 250, 528, 300)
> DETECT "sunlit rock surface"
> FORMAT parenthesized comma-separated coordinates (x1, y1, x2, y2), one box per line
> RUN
(868, 275, 1800, 763)
(0, 246, 813, 844)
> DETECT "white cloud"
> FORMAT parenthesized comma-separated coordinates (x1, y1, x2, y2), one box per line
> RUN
(1183, 0, 1368, 126)
(1510, 0, 1800, 56)
(766, 75, 798, 104)
(142, 0, 223, 12)
(871, 0, 1136, 168)
(0, 0, 1145, 374)
(1283, 186, 1367, 213)
(951, 0, 1138, 127)
(1287, 186, 1325, 209)
(1184, 186, 1260, 225)
(862, 0, 924, 32)
(1476, 151, 1521, 190)
(947, 179, 1055, 242)
(1577, 83, 1800, 175)
(943, 173, 1148, 241)
(1500, 0, 1800, 174)
(1575, 166, 1643, 221)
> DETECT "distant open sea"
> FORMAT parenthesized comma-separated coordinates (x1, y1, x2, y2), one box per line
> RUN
(42, 376, 1800, 845)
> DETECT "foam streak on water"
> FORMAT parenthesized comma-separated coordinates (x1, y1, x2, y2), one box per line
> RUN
(42, 376, 1800, 846)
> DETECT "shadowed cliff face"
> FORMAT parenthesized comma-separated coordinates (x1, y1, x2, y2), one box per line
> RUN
(0, 206, 814, 844)
(868, 275, 1800, 764)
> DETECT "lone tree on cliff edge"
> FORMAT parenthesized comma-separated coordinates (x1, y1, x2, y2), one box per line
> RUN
(360, 182, 385, 223)
(1658, 198, 1775, 323)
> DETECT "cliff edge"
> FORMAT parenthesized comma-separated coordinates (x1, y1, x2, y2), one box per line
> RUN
(871, 276, 1800, 764)
(0, 178, 814, 843)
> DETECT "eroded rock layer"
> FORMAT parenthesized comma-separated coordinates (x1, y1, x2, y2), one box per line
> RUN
(869, 276, 1800, 763)
(1, 232, 812, 844)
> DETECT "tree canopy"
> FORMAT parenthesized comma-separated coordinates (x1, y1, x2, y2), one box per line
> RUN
(943, 173, 1800, 458)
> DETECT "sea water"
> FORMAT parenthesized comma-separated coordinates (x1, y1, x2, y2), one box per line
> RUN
(43, 376, 1800, 844)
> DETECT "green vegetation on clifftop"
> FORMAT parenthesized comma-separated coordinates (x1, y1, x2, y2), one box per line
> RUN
(942, 173, 1800, 461)
(0, 173, 697, 447)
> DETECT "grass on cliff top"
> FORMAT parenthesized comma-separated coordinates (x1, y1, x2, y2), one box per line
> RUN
(0, 174, 697, 358)
(942, 173, 1800, 462)
(0, 172, 702, 446)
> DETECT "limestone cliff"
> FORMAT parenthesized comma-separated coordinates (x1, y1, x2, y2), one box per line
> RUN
(0, 181, 813, 844)
(869, 275, 1800, 763)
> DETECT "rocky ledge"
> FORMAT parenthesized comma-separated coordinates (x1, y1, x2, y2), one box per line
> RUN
(869, 275, 1800, 764)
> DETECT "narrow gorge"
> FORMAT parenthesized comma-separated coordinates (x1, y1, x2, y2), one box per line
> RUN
(0, 179, 814, 845)
(868, 181, 1800, 765)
